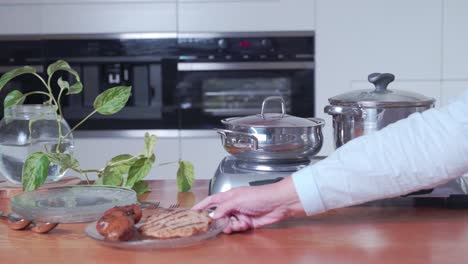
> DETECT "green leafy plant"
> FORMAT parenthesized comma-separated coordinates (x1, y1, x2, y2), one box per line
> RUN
(0, 60, 194, 193)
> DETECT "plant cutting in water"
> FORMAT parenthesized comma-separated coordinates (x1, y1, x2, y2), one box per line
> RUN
(0, 60, 194, 193)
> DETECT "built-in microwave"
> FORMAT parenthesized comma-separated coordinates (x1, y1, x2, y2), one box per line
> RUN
(0, 34, 180, 130)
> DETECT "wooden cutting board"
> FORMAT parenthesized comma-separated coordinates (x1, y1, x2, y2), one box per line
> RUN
(0, 176, 81, 198)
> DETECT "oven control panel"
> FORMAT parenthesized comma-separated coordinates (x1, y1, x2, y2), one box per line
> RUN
(177, 33, 314, 62)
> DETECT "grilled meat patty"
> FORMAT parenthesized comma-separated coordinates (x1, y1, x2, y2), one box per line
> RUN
(138, 209, 212, 239)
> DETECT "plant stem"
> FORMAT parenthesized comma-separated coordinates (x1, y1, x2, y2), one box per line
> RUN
(55, 89, 66, 153)
(78, 169, 102, 173)
(55, 117, 63, 153)
(32, 72, 64, 152)
(21, 90, 51, 99)
(64, 109, 98, 138)
(83, 172, 90, 185)
(57, 88, 65, 117)
(159, 161, 178, 166)
(32, 73, 50, 93)
(71, 168, 92, 185)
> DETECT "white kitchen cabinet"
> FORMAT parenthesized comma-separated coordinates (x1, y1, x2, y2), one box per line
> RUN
(178, 0, 314, 32)
(179, 132, 226, 180)
(72, 135, 180, 180)
(0, 5, 42, 35)
(443, 0, 468, 80)
(315, 0, 443, 155)
(41, 2, 177, 34)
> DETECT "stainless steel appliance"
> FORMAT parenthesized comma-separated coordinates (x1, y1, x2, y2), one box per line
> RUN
(209, 155, 324, 194)
(175, 32, 314, 129)
(216, 96, 324, 163)
(210, 96, 323, 194)
(324, 73, 435, 149)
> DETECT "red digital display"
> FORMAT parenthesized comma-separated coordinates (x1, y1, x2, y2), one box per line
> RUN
(239, 41, 251, 47)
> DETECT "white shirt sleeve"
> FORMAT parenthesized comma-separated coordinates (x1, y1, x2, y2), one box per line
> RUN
(292, 90, 468, 216)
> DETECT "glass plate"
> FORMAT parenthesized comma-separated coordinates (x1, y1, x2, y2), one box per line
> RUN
(10, 186, 137, 223)
(84, 215, 229, 250)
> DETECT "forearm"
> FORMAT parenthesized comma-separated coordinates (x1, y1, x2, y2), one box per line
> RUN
(293, 91, 468, 215)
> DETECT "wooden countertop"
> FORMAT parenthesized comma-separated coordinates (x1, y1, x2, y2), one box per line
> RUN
(1, 180, 468, 264)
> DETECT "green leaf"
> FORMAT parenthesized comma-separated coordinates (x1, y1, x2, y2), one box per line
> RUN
(4, 90, 25, 111)
(93, 86, 131, 115)
(126, 156, 154, 188)
(22, 152, 50, 191)
(68, 81, 83, 95)
(45, 153, 79, 174)
(101, 169, 124, 186)
(144, 133, 157, 158)
(47, 60, 80, 82)
(0, 66, 36, 91)
(107, 154, 135, 175)
(109, 165, 129, 176)
(49, 61, 82, 95)
(57, 76, 70, 91)
(177, 160, 195, 192)
(132, 180, 151, 195)
(109, 154, 134, 165)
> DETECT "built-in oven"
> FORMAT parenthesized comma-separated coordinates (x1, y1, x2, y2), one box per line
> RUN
(175, 32, 315, 129)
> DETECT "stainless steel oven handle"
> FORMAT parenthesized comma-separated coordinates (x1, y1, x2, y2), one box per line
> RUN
(177, 61, 314, 71)
(0, 65, 44, 73)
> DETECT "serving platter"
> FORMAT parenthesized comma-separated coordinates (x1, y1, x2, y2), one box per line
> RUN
(10, 185, 137, 223)
(84, 215, 229, 249)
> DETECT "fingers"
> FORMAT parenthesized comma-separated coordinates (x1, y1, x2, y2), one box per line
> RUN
(212, 199, 237, 219)
(192, 191, 232, 211)
(192, 196, 213, 211)
(224, 214, 252, 234)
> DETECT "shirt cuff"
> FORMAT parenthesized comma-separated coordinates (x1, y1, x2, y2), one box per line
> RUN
(291, 165, 327, 216)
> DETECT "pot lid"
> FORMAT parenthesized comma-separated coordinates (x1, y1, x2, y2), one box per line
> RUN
(328, 73, 436, 107)
(221, 96, 324, 128)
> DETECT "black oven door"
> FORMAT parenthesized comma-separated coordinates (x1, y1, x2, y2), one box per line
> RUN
(175, 61, 314, 129)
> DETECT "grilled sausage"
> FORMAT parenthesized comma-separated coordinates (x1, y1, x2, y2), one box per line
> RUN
(96, 214, 135, 241)
(96, 204, 142, 241)
(103, 204, 142, 223)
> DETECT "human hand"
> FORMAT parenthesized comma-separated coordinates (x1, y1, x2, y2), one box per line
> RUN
(192, 177, 305, 233)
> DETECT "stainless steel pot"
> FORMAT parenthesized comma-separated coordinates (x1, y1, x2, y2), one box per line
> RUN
(216, 96, 325, 163)
(324, 73, 436, 149)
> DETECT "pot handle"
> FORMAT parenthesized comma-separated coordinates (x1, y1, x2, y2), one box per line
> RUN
(368, 72, 395, 92)
(306, 117, 325, 127)
(324, 105, 362, 116)
(261, 96, 286, 118)
(215, 129, 259, 150)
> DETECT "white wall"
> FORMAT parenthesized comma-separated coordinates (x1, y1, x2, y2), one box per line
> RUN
(315, 0, 447, 155)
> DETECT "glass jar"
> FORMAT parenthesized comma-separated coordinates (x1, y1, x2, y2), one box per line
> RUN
(0, 105, 74, 184)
